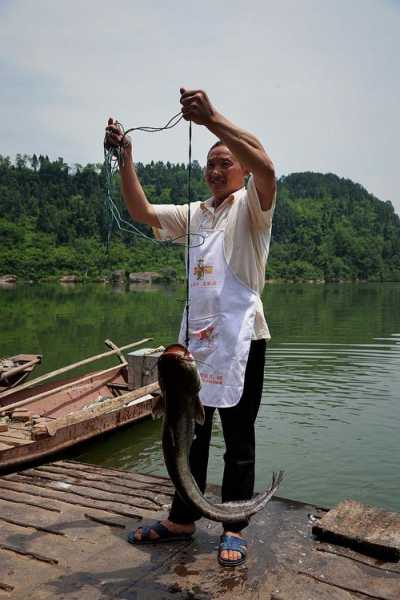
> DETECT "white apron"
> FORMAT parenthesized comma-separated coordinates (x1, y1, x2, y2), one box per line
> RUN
(178, 219, 258, 408)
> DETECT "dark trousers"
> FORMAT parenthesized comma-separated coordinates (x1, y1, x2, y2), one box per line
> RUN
(169, 339, 266, 533)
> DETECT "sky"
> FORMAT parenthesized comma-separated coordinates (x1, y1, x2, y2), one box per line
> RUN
(0, 0, 399, 213)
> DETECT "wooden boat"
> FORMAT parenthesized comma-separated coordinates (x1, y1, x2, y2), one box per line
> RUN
(0, 339, 161, 474)
(0, 354, 42, 393)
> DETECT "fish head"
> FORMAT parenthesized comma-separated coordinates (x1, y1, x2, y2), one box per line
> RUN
(157, 344, 199, 388)
(157, 344, 204, 424)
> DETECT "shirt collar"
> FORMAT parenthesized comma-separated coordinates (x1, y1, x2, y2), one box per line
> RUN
(200, 187, 243, 214)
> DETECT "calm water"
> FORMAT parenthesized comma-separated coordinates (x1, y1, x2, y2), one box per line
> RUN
(1, 282, 399, 511)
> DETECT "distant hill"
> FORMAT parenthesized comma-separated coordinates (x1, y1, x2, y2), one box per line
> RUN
(0, 155, 399, 282)
(272, 172, 400, 281)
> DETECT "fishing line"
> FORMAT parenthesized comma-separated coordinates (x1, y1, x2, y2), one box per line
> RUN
(185, 120, 192, 348)
(103, 112, 204, 248)
(103, 110, 210, 352)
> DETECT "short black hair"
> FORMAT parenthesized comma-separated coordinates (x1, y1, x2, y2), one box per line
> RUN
(207, 140, 226, 157)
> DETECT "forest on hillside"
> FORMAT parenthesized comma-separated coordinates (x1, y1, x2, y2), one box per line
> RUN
(1, 153, 400, 282)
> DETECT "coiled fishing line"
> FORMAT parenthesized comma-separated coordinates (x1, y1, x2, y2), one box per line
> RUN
(103, 112, 204, 249)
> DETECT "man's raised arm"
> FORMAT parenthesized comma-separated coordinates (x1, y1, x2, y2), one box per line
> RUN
(104, 118, 161, 228)
(180, 88, 276, 211)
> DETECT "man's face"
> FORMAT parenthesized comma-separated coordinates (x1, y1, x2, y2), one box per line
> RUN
(205, 145, 248, 202)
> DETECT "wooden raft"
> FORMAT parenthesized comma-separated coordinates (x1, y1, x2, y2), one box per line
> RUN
(1, 461, 400, 599)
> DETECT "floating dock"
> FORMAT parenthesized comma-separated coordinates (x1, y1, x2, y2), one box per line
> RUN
(1, 460, 399, 599)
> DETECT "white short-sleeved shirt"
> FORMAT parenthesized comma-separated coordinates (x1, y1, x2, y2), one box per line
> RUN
(153, 175, 275, 340)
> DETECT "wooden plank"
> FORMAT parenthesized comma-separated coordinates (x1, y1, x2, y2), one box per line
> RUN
(315, 543, 400, 574)
(58, 460, 175, 489)
(313, 499, 400, 561)
(0, 442, 17, 451)
(0, 541, 61, 598)
(42, 382, 159, 436)
(5, 472, 166, 511)
(299, 552, 400, 600)
(0, 515, 65, 536)
(0, 489, 61, 513)
(0, 435, 30, 444)
(0, 437, 32, 446)
(84, 513, 126, 529)
(1, 459, 399, 600)
(257, 570, 357, 600)
(7, 422, 31, 431)
(0, 542, 59, 564)
(19, 468, 171, 508)
(0, 478, 145, 520)
(0, 427, 31, 439)
(0, 495, 127, 535)
(0, 498, 64, 530)
(42, 462, 175, 494)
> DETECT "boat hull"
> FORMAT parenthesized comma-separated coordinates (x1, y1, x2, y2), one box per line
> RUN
(0, 393, 153, 475)
(0, 358, 159, 474)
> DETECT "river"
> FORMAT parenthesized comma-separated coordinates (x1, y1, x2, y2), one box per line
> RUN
(1, 282, 399, 511)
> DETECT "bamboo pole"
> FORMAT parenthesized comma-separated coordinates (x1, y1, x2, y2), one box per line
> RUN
(0, 338, 152, 400)
(104, 339, 125, 364)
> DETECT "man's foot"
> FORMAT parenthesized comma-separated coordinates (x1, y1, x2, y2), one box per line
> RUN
(218, 531, 247, 566)
(128, 519, 195, 544)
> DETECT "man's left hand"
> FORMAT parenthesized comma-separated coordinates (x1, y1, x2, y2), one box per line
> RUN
(180, 88, 216, 126)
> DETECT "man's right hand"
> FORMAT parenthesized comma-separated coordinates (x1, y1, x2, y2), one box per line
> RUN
(180, 88, 217, 127)
(104, 117, 132, 161)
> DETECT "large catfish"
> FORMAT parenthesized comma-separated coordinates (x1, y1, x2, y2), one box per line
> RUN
(153, 343, 283, 523)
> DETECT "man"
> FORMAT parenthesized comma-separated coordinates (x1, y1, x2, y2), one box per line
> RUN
(105, 88, 276, 566)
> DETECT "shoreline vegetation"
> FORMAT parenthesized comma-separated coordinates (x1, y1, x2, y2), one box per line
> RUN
(1, 154, 400, 283)
(0, 273, 376, 286)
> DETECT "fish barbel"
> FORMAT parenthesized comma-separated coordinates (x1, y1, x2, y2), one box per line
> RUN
(153, 343, 283, 523)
